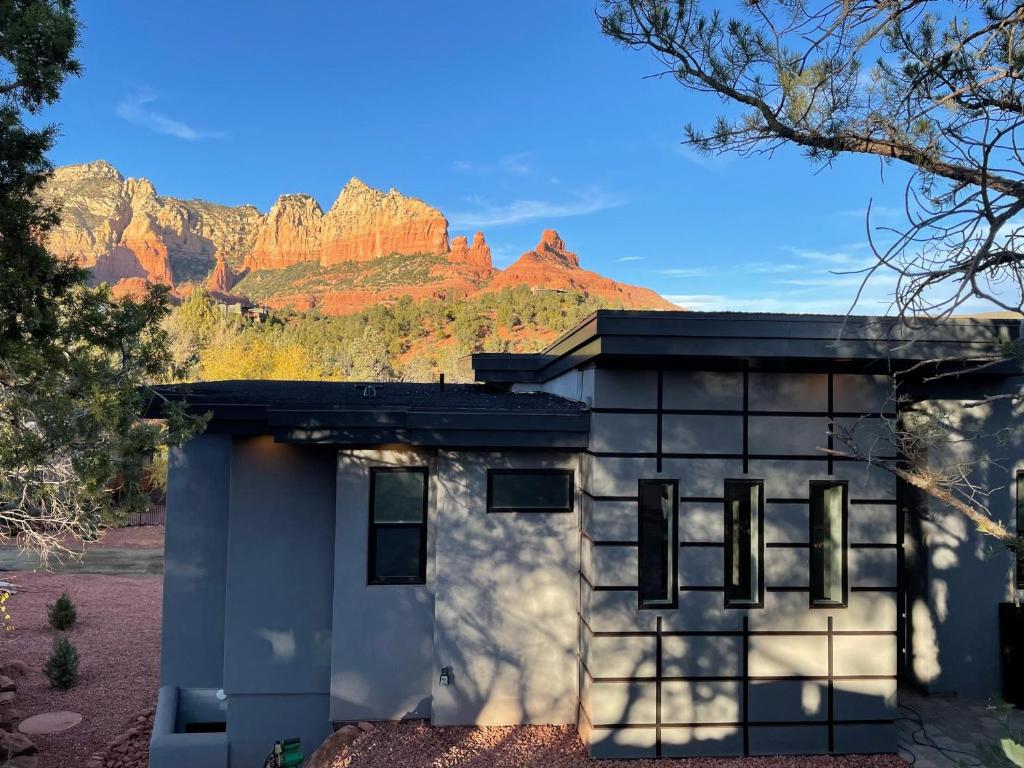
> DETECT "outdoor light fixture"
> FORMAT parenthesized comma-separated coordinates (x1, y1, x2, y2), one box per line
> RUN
(439, 666, 452, 686)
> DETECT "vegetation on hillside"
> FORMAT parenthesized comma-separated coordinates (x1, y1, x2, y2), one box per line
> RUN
(164, 286, 620, 383)
(232, 253, 450, 302)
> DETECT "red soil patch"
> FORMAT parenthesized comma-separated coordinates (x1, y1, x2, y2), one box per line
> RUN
(324, 721, 907, 768)
(49, 524, 165, 554)
(0, 572, 161, 768)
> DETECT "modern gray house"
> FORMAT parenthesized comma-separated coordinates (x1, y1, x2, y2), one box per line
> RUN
(145, 310, 1023, 767)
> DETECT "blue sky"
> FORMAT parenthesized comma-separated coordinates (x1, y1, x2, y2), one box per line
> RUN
(43, 0, 924, 313)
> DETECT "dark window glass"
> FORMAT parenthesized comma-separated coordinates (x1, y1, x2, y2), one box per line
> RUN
(1017, 472, 1023, 591)
(488, 470, 573, 512)
(724, 480, 763, 608)
(368, 468, 427, 584)
(810, 481, 848, 606)
(638, 480, 677, 609)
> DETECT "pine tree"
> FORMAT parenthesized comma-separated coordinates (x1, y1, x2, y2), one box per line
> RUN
(47, 591, 77, 631)
(43, 635, 79, 689)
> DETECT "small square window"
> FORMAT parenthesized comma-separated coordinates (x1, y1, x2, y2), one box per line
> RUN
(368, 468, 428, 585)
(487, 469, 573, 513)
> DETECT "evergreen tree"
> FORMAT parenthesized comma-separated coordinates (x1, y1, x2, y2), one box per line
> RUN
(43, 635, 79, 689)
(46, 591, 76, 631)
(0, 1, 201, 561)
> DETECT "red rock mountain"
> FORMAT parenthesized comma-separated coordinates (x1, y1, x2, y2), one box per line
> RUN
(42, 161, 676, 314)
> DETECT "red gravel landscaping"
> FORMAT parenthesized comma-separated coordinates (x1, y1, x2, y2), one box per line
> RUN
(321, 721, 908, 768)
(0, 572, 161, 768)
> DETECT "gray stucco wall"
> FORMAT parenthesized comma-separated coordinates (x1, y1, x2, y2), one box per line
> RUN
(431, 450, 580, 727)
(576, 367, 898, 758)
(331, 449, 436, 722)
(160, 434, 231, 689)
(222, 436, 336, 768)
(906, 377, 1023, 697)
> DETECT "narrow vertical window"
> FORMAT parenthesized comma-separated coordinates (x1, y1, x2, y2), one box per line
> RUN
(810, 480, 848, 607)
(638, 480, 677, 609)
(724, 480, 763, 608)
(1016, 472, 1023, 591)
(368, 468, 428, 585)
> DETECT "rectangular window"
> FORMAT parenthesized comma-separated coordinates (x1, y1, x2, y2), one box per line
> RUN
(810, 480, 848, 607)
(724, 479, 763, 608)
(638, 479, 678, 609)
(368, 468, 428, 585)
(487, 469, 573, 513)
(1017, 472, 1023, 591)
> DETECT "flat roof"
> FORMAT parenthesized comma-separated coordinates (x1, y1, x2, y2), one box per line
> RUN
(144, 380, 589, 448)
(471, 310, 1021, 383)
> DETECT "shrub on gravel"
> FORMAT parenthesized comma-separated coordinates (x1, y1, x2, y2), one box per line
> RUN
(47, 592, 77, 631)
(43, 636, 80, 690)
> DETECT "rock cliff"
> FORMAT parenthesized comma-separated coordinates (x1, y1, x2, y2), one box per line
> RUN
(42, 161, 675, 314)
(319, 178, 450, 264)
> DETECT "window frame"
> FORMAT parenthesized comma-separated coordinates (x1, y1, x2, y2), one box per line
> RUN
(637, 478, 679, 610)
(1016, 471, 1024, 591)
(367, 466, 429, 586)
(723, 478, 765, 609)
(486, 468, 574, 514)
(809, 479, 849, 609)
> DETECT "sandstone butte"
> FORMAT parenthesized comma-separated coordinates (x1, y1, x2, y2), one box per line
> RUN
(41, 160, 677, 315)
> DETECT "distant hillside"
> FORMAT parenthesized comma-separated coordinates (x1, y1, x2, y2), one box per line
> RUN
(41, 161, 676, 316)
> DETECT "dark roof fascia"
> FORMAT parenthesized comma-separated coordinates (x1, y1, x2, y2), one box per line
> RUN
(471, 310, 1021, 384)
(147, 393, 589, 448)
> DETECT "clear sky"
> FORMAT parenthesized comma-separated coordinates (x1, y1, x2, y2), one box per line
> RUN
(43, 0, 925, 313)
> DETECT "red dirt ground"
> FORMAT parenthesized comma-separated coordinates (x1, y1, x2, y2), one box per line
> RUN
(50, 524, 165, 553)
(0, 572, 161, 768)
(324, 722, 907, 768)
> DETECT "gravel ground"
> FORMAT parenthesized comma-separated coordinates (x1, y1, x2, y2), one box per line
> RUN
(0, 572, 162, 768)
(326, 722, 908, 768)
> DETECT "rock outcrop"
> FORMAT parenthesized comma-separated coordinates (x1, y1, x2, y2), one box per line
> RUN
(246, 194, 322, 271)
(42, 161, 675, 314)
(486, 230, 676, 310)
(448, 231, 493, 269)
(205, 255, 236, 293)
(319, 178, 449, 264)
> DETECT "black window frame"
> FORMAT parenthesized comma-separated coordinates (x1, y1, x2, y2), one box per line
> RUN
(723, 479, 765, 609)
(637, 478, 679, 610)
(367, 466, 429, 586)
(809, 479, 849, 608)
(486, 468, 574, 513)
(1017, 471, 1024, 591)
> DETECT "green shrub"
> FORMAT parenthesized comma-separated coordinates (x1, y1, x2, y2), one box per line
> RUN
(47, 591, 77, 631)
(43, 635, 79, 689)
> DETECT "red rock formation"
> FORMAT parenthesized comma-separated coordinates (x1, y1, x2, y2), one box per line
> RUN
(319, 178, 449, 264)
(93, 212, 174, 286)
(484, 229, 675, 310)
(246, 194, 322, 271)
(449, 231, 493, 270)
(205, 255, 235, 293)
(534, 229, 579, 267)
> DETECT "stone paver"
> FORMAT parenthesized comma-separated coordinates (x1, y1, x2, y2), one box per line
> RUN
(18, 711, 82, 735)
(898, 689, 1024, 767)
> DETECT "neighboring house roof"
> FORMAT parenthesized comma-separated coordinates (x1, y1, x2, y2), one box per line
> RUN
(144, 380, 589, 448)
(472, 310, 1022, 383)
